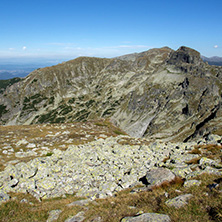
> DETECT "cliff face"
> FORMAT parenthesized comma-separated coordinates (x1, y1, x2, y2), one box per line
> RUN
(0, 46, 222, 142)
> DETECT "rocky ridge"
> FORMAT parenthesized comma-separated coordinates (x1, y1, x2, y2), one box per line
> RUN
(1, 46, 222, 142)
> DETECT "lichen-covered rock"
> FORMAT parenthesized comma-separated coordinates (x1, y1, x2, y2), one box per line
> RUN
(67, 199, 91, 207)
(183, 180, 201, 188)
(146, 168, 176, 187)
(47, 209, 62, 222)
(171, 167, 192, 179)
(121, 213, 171, 222)
(201, 166, 222, 176)
(165, 194, 193, 208)
(199, 157, 222, 169)
(65, 211, 85, 222)
(0, 190, 10, 205)
(36, 178, 57, 191)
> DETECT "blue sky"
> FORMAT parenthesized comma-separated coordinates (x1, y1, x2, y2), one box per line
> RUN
(0, 0, 222, 63)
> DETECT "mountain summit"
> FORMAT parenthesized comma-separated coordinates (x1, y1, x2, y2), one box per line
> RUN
(0, 46, 222, 142)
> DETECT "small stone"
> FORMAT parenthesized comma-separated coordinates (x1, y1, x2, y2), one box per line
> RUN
(26, 143, 36, 148)
(0, 191, 10, 205)
(165, 194, 192, 208)
(121, 213, 171, 222)
(91, 216, 103, 222)
(20, 198, 29, 203)
(67, 199, 91, 207)
(171, 167, 192, 179)
(184, 180, 201, 188)
(47, 209, 62, 222)
(16, 139, 28, 146)
(36, 178, 56, 191)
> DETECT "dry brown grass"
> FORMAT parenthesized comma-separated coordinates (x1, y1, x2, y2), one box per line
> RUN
(0, 119, 127, 171)
(0, 193, 85, 222)
(185, 157, 201, 165)
(188, 148, 202, 154)
(193, 144, 222, 163)
(162, 156, 170, 163)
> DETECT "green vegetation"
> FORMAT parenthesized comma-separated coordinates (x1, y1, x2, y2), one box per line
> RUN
(113, 129, 126, 135)
(22, 94, 48, 116)
(48, 96, 55, 105)
(0, 104, 8, 117)
(102, 107, 116, 117)
(85, 99, 95, 108)
(68, 98, 75, 104)
(37, 110, 59, 123)
(31, 78, 38, 84)
(73, 109, 90, 121)
(55, 117, 66, 123)
(0, 77, 22, 93)
(58, 104, 72, 115)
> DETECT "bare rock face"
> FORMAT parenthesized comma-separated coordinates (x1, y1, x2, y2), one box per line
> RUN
(0, 46, 222, 142)
(167, 46, 203, 66)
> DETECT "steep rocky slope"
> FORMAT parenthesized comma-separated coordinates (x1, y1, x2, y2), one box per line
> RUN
(0, 46, 222, 142)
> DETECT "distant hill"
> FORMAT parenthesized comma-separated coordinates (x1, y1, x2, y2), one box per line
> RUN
(202, 56, 222, 66)
(0, 62, 61, 80)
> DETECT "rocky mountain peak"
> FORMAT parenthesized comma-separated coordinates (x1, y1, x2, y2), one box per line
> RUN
(167, 46, 203, 66)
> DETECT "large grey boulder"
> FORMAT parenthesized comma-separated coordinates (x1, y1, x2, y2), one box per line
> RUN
(121, 213, 171, 222)
(145, 168, 176, 187)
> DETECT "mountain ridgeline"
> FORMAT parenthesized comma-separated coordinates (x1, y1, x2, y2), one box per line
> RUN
(0, 46, 222, 142)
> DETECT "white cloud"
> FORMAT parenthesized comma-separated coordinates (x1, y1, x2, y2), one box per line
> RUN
(214, 45, 218, 48)
(22, 46, 27, 50)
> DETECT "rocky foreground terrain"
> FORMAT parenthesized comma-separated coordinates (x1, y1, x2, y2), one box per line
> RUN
(0, 47, 222, 221)
(0, 121, 222, 221)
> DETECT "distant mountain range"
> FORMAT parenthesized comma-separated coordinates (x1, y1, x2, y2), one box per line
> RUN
(202, 56, 222, 66)
(0, 61, 64, 80)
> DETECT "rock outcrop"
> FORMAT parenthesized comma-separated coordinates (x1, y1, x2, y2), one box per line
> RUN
(0, 46, 222, 142)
